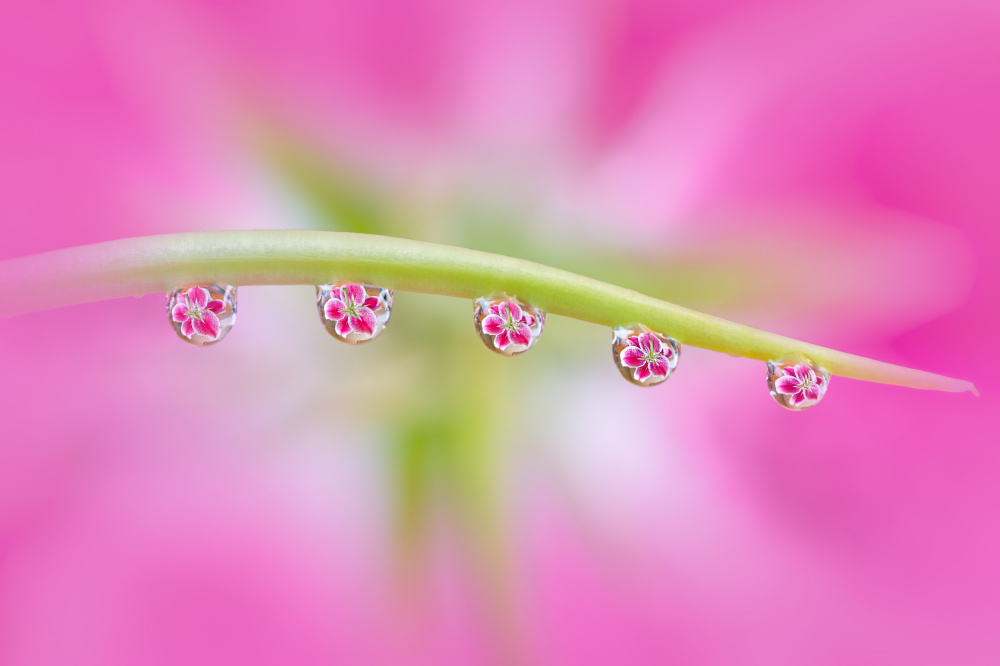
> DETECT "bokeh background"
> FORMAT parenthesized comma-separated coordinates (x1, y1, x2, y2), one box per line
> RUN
(1, 1, 998, 664)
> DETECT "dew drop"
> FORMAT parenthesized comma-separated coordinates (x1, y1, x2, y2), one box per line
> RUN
(167, 284, 237, 346)
(766, 359, 831, 411)
(317, 282, 393, 344)
(473, 295, 546, 356)
(612, 325, 680, 386)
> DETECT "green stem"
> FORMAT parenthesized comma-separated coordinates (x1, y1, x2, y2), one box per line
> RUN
(0, 230, 976, 394)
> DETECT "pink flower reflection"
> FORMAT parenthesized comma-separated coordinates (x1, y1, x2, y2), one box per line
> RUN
(482, 302, 533, 350)
(774, 364, 826, 407)
(324, 285, 380, 338)
(619, 332, 673, 382)
(171, 287, 225, 340)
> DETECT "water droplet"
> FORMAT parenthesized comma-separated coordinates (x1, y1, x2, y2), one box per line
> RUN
(766, 359, 830, 410)
(317, 282, 393, 344)
(473, 295, 546, 356)
(167, 284, 237, 346)
(612, 325, 680, 386)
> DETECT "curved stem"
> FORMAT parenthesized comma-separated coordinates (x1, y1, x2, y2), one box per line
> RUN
(0, 230, 976, 394)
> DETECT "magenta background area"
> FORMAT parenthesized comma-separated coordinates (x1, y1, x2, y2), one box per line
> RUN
(1, 1, 997, 664)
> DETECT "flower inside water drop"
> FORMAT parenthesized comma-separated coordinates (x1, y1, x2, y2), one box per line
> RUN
(167, 284, 237, 346)
(612, 326, 680, 386)
(767, 360, 830, 410)
(317, 283, 393, 345)
(473, 296, 546, 356)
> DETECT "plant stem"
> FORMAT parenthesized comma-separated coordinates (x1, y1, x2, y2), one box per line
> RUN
(0, 230, 976, 394)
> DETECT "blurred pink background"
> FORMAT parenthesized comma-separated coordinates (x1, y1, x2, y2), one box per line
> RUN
(1, 0, 998, 664)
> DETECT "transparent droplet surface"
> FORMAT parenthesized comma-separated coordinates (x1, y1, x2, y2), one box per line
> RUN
(612, 325, 680, 386)
(167, 284, 237, 346)
(766, 359, 831, 411)
(473, 295, 546, 356)
(317, 282, 393, 345)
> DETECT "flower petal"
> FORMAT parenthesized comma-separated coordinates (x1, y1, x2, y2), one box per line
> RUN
(363, 296, 380, 310)
(795, 365, 816, 384)
(508, 322, 532, 347)
(627, 336, 641, 348)
(774, 376, 800, 395)
(649, 358, 669, 377)
(782, 366, 797, 377)
(324, 299, 347, 321)
(180, 318, 196, 338)
(171, 303, 190, 322)
(335, 316, 352, 337)
(499, 301, 522, 322)
(349, 308, 377, 336)
(192, 311, 221, 339)
(205, 299, 225, 314)
(645, 334, 663, 354)
(489, 304, 500, 316)
(634, 364, 652, 382)
(620, 346, 646, 368)
(788, 390, 806, 407)
(802, 386, 821, 402)
(187, 286, 208, 308)
(482, 314, 505, 336)
(494, 330, 511, 349)
(341, 284, 367, 305)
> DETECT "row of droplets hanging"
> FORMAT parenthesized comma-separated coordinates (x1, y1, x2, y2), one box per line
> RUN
(167, 283, 831, 410)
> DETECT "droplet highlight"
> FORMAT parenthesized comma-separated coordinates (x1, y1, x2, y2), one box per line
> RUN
(612, 326, 680, 386)
(473, 296, 546, 356)
(167, 284, 237, 346)
(766, 360, 830, 410)
(317, 282, 393, 344)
